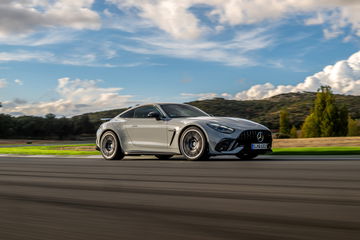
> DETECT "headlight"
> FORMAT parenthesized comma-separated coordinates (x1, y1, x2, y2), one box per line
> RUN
(207, 123, 235, 134)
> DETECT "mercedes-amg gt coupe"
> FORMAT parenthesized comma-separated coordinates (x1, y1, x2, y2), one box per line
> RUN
(96, 103, 272, 160)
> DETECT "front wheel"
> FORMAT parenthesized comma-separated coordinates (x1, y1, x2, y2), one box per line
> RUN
(236, 152, 258, 160)
(179, 127, 208, 161)
(100, 131, 124, 160)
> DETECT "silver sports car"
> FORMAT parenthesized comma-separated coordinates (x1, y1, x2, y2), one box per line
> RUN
(96, 103, 272, 160)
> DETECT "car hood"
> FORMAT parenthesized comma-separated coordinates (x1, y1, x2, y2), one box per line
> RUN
(181, 116, 269, 130)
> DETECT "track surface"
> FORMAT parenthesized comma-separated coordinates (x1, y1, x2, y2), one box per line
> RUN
(0, 155, 359, 240)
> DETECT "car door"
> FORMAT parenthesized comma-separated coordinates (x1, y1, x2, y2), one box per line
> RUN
(125, 105, 168, 151)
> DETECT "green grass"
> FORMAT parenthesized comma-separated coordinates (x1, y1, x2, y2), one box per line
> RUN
(272, 146, 360, 155)
(0, 144, 99, 155)
(1, 144, 360, 156)
(46, 144, 96, 147)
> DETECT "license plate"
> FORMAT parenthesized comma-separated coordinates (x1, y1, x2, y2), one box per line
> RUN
(251, 143, 268, 150)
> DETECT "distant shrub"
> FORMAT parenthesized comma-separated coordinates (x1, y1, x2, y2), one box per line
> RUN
(279, 109, 290, 135)
(290, 125, 298, 138)
(348, 117, 360, 136)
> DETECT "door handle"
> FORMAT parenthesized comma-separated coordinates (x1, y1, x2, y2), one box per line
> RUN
(131, 125, 138, 127)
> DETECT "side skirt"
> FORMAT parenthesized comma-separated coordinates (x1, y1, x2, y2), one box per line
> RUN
(125, 150, 180, 155)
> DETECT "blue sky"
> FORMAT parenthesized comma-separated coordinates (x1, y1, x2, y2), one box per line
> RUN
(0, 0, 359, 116)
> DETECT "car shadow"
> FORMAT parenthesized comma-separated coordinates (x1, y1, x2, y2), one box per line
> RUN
(101, 155, 360, 162)
(116, 155, 265, 162)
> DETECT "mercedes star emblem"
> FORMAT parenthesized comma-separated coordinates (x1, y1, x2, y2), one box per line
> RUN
(257, 132, 264, 142)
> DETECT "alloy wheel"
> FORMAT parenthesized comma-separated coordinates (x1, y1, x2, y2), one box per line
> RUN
(180, 127, 207, 160)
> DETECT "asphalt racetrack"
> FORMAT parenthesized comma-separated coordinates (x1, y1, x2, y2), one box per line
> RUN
(0, 155, 359, 240)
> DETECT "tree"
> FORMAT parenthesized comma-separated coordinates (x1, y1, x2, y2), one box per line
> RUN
(348, 117, 359, 136)
(0, 114, 15, 138)
(336, 105, 349, 136)
(301, 86, 348, 137)
(279, 109, 290, 135)
(54, 117, 73, 139)
(44, 113, 56, 138)
(73, 115, 94, 135)
(45, 113, 56, 119)
(301, 113, 318, 138)
(290, 125, 297, 138)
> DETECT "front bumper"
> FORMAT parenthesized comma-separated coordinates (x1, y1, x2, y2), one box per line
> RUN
(212, 129, 272, 155)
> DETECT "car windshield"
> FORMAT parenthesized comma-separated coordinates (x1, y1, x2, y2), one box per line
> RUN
(160, 104, 209, 118)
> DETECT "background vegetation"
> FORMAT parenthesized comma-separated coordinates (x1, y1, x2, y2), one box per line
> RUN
(0, 90, 359, 139)
(301, 86, 348, 137)
(0, 108, 128, 139)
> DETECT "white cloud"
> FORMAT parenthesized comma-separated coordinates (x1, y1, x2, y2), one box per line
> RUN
(0, 50, 119, 67)
(108, 0, 360, 40)
(304, 13, 326, 26)
(234, 50, 360, 99)
(181, 92, 219, 101)
(108, 0, 205, 40)
(1, 78, 134, 116)
(102, 7, 162, 33)
(14, 79, 23, 85)
(0, 49, 151, 68)
(119, 27, 273, 66)
(323, 28, 343, 40)
(0, 50, 54, 62)
(181, 92, 234, 100)
(0, 29, 79, 46)
(103, 1, 360, 68)
(0, 0, 100, 38)
(0, 78, 7, 88)
(182, 50, 360, 100)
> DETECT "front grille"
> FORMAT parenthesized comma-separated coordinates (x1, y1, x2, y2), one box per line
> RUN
(237, 130, 272, 145)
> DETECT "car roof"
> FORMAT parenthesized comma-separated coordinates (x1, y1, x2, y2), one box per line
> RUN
(129, 103, 190, 109)
(117, 103, 195, 118)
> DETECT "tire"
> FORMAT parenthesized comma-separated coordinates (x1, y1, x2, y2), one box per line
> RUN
(179, 127, 208, 161)
(100, 131, 124, 160)
(155, 155, 173, 160)
(236, 152, 258, 160)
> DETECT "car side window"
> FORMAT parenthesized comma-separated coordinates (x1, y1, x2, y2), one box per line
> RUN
(134, 106, 161, 118)
(120, 109, 135, 118)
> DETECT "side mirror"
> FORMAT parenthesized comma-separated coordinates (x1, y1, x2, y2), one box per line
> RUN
(100, 118, 112, 122)
(147, 111, 161, 120)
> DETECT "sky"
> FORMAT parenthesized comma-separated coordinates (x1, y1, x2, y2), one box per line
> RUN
(0, 0, 360, 116)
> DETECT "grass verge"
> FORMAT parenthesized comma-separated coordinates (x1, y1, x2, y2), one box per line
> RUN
(0, 144, 99, 155)
(272, 146, 360, 155)
(0, 145, 360, 156)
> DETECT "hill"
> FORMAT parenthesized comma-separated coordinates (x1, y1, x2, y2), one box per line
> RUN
(82, 92, 360, 130)
(188, 92, 360, 129)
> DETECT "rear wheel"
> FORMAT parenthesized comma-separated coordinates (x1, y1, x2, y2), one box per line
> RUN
(155, 155, 173, 160)
(236, 152, 258, 160)
(180, 127, 208, 161)
(100, 131, 124, 160)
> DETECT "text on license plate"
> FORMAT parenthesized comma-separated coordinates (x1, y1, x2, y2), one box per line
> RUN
(251, 143, 268, 150)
